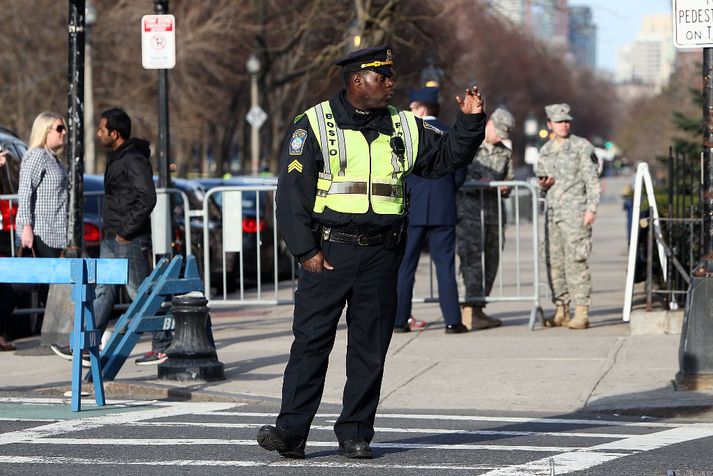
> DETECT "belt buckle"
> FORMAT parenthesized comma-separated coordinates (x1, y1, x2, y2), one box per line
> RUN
(357, 234, 369, 246)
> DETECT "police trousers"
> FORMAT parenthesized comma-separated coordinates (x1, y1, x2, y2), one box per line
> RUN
(276, 239, 403, 443)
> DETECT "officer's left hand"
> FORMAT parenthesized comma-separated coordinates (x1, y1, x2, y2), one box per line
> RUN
(583, 211, 596, 226)
(456, 86, 485, 114)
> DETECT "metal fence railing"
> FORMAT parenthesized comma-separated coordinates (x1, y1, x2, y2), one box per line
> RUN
(5, 181, 546, 329)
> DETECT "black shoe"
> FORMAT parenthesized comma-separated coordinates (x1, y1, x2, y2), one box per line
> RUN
(256, 425, 306, 459)
(445, 323, 469, 334)
(393, 324, 411, 333)
(337, 438, 373, 459)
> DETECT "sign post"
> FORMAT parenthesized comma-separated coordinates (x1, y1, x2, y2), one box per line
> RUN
(672, 0, 713, 389)
(142, 4, 175, 190)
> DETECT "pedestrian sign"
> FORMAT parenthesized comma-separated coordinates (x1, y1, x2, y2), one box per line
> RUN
(673, 0, 713, 48)
(142, 14, 176, 69)
(246, 105, 268, 129)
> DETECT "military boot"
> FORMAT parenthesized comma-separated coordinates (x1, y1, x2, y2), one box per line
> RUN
(461, 305, 474, 331)
(471, 307, 502, 330)
(543, 304, 570, 327)
(567, 305, 590, 329)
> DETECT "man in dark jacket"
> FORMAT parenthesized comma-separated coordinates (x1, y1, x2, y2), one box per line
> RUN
(92, 108, 168, 365)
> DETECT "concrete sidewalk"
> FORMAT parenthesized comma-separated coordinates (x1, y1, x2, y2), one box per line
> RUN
(2, 175, 713, 418)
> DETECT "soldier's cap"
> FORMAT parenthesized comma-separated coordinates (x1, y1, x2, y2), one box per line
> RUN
(490, 108, 515, 140)
(335, 45, 395, 77)
(545, 103, 573, 122)
(409, 87, 439, 105)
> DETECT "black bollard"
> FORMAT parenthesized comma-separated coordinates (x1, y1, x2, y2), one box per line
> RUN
(158, 293, 225, 381)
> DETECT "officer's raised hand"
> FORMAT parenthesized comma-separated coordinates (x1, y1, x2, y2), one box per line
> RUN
(456, 86, 485, 115)
(302, 251, 334, 273)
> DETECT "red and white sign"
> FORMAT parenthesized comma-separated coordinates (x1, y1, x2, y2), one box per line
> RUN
(141, 14, 176, 69)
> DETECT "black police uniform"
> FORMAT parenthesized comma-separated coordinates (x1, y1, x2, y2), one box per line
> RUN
(272, 47, 486, 449)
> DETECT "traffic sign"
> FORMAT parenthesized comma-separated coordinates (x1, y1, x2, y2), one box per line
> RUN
(142, 14, 176, 69)
(673, 0, 713, 48)
(246, 105, 268, 129)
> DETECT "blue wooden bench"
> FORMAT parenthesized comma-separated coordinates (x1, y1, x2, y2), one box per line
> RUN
(0, 257, 128, 411)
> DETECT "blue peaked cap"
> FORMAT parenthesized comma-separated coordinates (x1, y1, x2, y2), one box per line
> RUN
(409, 87, 439, 105)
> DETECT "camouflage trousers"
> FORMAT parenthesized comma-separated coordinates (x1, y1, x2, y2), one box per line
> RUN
(456, 218, 502, 306)
(544, 211, 592, 307)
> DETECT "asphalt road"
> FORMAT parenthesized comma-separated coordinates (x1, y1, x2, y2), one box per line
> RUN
(1, 398, 713, 475)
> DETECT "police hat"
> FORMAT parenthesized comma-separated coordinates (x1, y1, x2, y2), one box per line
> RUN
(545, 103, 573, 122)
(335, 45, 395, 77)
(409, 87, 439, 105)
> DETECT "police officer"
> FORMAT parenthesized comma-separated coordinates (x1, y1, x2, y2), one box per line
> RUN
(536, 104, 600, 330)
(457, 108, 515, 330)
(256, 45, 486, 460)
(395, 86, 466, 335)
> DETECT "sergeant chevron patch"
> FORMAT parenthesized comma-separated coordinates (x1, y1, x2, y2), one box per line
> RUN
(288, 160, 303, 174)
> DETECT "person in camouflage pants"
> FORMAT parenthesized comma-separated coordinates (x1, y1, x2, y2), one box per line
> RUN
(536, 103, 600, 330)
(456, 108, 514, 330)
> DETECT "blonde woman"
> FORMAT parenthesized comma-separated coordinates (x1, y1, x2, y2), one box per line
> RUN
(16, 112, 68, 257)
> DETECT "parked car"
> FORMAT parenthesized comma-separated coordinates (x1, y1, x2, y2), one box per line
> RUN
(0, 127, 28, 257)
(196, 176, 294, 281)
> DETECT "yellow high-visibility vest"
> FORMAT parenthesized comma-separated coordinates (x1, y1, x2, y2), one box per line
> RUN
(304, 101, 419, 215)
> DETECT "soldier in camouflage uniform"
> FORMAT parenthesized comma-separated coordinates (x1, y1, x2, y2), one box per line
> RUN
(457, 108, 515, 330)
(536, 104, 600, 330)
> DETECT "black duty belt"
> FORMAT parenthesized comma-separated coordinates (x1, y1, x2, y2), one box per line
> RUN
(319, 225, 403, 247)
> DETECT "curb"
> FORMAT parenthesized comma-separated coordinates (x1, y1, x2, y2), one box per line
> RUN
(31, 381, 265, 405)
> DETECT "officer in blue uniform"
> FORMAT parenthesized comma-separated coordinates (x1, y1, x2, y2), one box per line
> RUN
(256, 45, 486, 460)
(395, 87, 467, 334)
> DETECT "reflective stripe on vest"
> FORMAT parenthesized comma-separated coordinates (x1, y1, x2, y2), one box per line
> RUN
(304, 101, 419, 215)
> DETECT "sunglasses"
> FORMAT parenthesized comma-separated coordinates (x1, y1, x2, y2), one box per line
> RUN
(53, 125, 66, 134)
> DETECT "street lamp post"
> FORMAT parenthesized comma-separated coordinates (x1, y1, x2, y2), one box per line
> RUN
(246, 54, 261, 176)
(420, 57, 443, 88)
(84, 0, 96, 175)
(66, 0, 85, 256)
(676, 46, 713, 390)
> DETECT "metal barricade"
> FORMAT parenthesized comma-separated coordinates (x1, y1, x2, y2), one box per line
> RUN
(413, 180, 544, 329)
(199, 181, 544, 330)
(153, 187, 192, 263)
(202, 185, 296, 305)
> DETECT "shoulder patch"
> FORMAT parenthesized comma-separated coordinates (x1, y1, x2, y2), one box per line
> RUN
(423, 120, 444, 135)
(289, 129, 307, 156)
(287, 159, 303, 174)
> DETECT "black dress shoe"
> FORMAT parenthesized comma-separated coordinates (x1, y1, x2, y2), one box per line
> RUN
(337, 437, 373, 459)
(256, 425, 306, 459)
(445, 323, 469, 334)
(393, 324, 411, 333)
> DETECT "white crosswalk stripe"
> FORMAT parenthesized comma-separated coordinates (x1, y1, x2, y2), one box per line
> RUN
(1, 399, 712, 474)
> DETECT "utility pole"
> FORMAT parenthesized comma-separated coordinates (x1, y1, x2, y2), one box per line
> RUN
(66, 0, 85, 257)
(154, 0, 170, 188)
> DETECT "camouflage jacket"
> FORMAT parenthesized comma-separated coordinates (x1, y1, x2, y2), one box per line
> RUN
(458, 141, 513, 223)
(535, 134, 600, 222)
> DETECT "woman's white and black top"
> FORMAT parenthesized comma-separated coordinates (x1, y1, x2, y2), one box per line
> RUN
(16, 147, 68, 248)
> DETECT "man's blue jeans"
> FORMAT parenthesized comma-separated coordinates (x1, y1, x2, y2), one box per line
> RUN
(93, 234, 172, 353)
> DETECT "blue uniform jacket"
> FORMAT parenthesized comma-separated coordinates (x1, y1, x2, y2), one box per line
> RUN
(406, 117, 464, 226)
